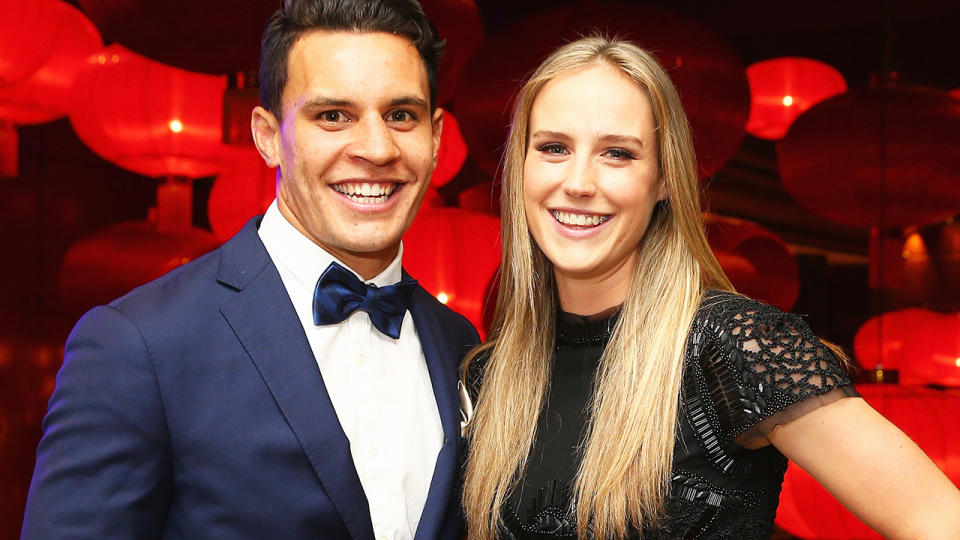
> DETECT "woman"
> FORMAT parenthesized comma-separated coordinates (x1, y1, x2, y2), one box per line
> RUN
(460, 36, 960, 539)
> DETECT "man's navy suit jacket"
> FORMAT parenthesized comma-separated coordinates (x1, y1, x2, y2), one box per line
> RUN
(21, 217, 480, 539)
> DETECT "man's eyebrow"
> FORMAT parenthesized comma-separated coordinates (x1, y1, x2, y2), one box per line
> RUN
(300, 96, 353, 112)
(388, 96, 429, 109)
(299, 96, 429, 112)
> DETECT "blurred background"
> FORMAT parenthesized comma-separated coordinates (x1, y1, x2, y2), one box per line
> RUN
(1, 0, 959, 538)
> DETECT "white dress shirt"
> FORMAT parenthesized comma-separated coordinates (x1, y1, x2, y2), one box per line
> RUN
(258, 201, 443, 540)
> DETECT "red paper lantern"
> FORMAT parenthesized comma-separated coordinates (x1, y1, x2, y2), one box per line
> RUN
(454, 4, 749, 180)
(777, 85, 960, 228)
(745, 57, 847, 140)
(58, 221, 220, 314)
(433, 110, 468, 188)
(69, 44, 240, 179)
(0, 1, 102, 125)
(776, 384, 960, 539)
(0, 0, 63, 87)
(402, 207, 500, 337)
(208, 149, 275, 242)
(705, 215, 800, 311)
(855, 309, 960, 387)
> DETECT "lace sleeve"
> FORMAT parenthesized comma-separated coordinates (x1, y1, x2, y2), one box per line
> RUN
(693, 292, 859, 446)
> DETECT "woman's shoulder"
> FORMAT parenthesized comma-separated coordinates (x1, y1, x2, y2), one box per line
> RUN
(686, 289, 856, 438)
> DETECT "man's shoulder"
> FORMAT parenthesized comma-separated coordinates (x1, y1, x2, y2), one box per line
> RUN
(105, 219, 272, 328)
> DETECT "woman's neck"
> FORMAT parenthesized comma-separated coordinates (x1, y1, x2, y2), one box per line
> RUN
(554, 257, 634, 316)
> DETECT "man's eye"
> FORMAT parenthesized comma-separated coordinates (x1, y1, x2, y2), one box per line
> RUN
(537, 143, 568, 155)
(319, 111, 346, 122)
(387, 110, 414, 122)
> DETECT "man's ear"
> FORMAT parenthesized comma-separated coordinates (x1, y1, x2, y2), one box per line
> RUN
(431, 107, 444, 165)
(251, 106, 282, 168)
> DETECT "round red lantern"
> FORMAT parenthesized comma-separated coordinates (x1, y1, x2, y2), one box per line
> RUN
(402, 207, 500, 337)
(0, 1, 102, 125)
(776, 384, 960, 539)
(745, 57, 847, 140)
(432, 110, 468, 188)
(208, 149, 275, 242)
(705, 214, 800, 311)
(58, 221, 220, 314)
(855, 309, 960, 387)
(0, 0, 64, 87)
(454, 4, 749, 180)
(777, 85, 960, 228)
(69, 44, 239, 179)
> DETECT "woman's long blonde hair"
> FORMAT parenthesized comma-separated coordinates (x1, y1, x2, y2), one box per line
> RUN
(461, 36, 735, 539)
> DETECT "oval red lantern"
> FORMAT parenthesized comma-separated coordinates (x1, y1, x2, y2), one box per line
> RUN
(432, 110, 468, 189)
(402, 207, 500, 337)
(777, 85, 960, 228)
(776, 384, 960, 539)
(0, 0, 64, 87)
(69, 44, 238, 179)
(0, 1, 102, 125)
(208, 149, 275, 242)
(705, 214, 800, 311)
(57, 221, 220, 315)
(745, 57, 847, 140)
(855, 309, 960, 387)
(454, 4, 749, 180)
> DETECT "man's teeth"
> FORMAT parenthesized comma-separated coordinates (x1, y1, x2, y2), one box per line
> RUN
(333, 183, 397, 203)
(552, 210, 609, 226)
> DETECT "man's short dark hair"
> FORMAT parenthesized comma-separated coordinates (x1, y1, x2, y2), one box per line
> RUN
(260, 0, 446, 120)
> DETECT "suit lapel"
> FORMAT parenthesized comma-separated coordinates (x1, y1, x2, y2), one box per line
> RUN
(407, 286, 461, 540)
(217, 220, 375, 540)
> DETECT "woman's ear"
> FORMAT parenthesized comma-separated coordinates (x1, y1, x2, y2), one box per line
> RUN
(657, 178, 668, 202)
(251, 106, 281, 168)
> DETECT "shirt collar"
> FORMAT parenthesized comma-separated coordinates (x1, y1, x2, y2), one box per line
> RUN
(258, 200, 403, 290)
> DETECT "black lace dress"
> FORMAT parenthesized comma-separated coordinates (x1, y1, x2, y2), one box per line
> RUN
(468, 290, 858, 539)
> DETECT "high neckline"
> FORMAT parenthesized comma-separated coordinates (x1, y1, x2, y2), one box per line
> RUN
(556, 305, 621, 344)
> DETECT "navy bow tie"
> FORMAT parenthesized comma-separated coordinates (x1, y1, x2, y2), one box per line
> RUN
(313, 261, 416, 339)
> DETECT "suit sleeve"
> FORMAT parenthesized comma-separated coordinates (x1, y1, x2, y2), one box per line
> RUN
(21, 305, 172, 540)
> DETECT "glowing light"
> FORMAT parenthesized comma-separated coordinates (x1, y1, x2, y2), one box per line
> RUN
(437, 292, 449, 304)
(955, 358, 960, 368)
(168, 119, 183, 133)
(111, 54, 120, 63)
(782, 95, 794, 107)
(97, 53, 107, 64)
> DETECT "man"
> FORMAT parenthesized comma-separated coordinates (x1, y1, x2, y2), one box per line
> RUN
(21, 1, 478, 538)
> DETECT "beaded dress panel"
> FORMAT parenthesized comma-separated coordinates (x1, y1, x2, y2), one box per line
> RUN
(465, 290, 857, 539)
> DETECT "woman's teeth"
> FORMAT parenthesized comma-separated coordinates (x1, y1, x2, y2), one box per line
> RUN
(333, 183, 397, 204)
(552, 210, 609, 227)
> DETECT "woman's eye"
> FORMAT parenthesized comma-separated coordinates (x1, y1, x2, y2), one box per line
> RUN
(538, 143, 568, 155)
(605, 148, 636, 160)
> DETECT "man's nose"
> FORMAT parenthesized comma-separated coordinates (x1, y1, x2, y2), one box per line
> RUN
(562, 158, 597, 198)
(347, 117, 401, 165)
